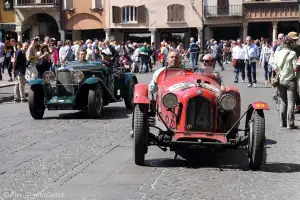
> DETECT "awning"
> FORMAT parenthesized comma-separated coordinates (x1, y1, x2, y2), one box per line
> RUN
(65, 14, 103, 30)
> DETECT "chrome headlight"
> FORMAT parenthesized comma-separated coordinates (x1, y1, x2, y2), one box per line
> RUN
(43, 71, 55, 83)
(72, 71, 84, 83)
(220, 94, 236, 110)
(162, 93, 178, 109)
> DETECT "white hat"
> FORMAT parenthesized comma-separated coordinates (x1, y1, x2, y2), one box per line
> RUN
(101, 49, 112, 56)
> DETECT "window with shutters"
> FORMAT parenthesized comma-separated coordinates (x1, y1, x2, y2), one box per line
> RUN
(167, 4, 185, 22)
(122, 6, 138, 23)
(113, 5, 146, 24)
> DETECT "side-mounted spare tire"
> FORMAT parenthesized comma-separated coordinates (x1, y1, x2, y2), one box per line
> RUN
(28, 86, 45, 119)
(88, 83, 104, 118)
(124, 78, 137, 110)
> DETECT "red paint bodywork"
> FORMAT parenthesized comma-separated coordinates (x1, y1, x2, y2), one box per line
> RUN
(133, 83, 150, 104)
(155, 68, 241, 143)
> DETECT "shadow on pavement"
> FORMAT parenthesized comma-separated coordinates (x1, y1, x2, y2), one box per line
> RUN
(143, 147, 300, 173)
(43, 106, 132, 120)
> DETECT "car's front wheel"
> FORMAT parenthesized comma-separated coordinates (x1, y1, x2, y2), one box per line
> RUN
(133, 104, 148, 165)
(88, 83, 104, 118)
(28, 87, 45, 119)
(248, 110, 266, 171)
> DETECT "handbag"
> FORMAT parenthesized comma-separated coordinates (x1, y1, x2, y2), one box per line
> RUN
(271, 51, 290, 87)
(232, 59, 237, 67)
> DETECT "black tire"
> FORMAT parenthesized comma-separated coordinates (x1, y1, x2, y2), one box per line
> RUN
(88, 84, 104, 118)
(133, 104, 148, 165)
(124, 79, 136, 109)
(28, 87, 45, 119)
(248, 110, 266, 171)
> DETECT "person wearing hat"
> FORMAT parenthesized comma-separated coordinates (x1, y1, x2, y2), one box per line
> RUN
(288, 32, 300, 113)
(101, 48, 113, 67)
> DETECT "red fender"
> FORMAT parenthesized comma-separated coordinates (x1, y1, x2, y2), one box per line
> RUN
(251, 101, 270, 110)
(133, 83, 150, 104)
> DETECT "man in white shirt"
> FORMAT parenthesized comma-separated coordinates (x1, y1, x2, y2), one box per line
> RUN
(232, 39, 245, 83)
(243, 36, 259, 88)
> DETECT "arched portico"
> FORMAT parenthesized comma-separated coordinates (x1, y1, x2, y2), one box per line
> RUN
(15, 9, 64, 42)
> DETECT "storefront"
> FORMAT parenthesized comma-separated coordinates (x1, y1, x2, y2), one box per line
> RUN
(0, 23, 16, 42)
(157, 28, 196, 49)
(110, 29, 151, 43)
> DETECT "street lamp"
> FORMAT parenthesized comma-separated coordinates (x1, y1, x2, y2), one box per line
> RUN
(5, 1, 11, 10)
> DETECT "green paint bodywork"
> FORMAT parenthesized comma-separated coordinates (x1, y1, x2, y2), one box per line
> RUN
(28, 60, 137, 110)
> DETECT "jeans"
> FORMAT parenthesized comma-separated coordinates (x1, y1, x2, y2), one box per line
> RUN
(263, 62, 272, 81)
(278, 80, 296, 126)
(234, 59, 245, 81)
(189, 53, 196, 69)
(51, 63, 57, 73)
(213, 55, 224, 70)
(14, 74, 26, 100)
(246, 61, 257, 84)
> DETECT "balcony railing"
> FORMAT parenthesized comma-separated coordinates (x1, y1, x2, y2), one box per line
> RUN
(204, 5, 243, 17)
(243, 1, 299, 21)
(14, 0, 58, 7)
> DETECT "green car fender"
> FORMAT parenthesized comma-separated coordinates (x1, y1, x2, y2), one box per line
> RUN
(28, 79, 44, 87)
(122, 72, 138, 97)
(83, 77, 102, 85)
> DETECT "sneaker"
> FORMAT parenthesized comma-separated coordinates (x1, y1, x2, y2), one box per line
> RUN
(130, 130, 134, 138)
(253, 83, 257, 88)
(242, 80, 245, 83)
(280, 123, 287, 128)
(14, 99, 21, 102)
(21, 99, 28, 102)
(287, 125, 298, 130)
(247, 84, 252, 87)
(234, 80, 238, 83)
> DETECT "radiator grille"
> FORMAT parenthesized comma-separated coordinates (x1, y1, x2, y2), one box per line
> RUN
(56, 70, 73, 96)
(186, 96, 211, 132)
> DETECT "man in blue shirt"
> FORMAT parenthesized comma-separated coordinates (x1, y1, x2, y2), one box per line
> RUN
(186, 37, 200, 69)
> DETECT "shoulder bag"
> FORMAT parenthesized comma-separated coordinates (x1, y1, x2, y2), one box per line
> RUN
(271, 51, 290, 87)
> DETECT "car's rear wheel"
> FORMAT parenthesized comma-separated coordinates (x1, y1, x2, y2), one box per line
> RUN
(133, 104, 148, 165)
(28, 87, 45, 119)
(88, 83, 104, 118)
(248, 110, 266, 171)
(124, 79, 136, 109)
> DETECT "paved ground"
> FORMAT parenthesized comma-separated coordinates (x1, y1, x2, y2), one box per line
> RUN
(0, 64, 300, 200)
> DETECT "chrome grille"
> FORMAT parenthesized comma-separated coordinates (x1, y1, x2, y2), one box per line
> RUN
(186, 96, 211, 132)
(56, 70, 73, 96)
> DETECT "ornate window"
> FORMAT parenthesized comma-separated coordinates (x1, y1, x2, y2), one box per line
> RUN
(112, 5, 146, 24)
(167, 4, 185, 22)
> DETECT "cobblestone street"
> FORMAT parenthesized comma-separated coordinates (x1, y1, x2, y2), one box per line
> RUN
(0, 65, 300, 200)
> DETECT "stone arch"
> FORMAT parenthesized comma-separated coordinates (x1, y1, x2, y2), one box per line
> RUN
(65, 13, 103, 30)
(15, 9, 61, 41)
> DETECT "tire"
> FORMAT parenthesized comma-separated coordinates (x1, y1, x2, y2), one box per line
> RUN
(88, 84, 104, 118)
(133, 104, 148, 165)
(248, 110, 266, 171)
(28, 87, 45, 119)
(124, 79, 136, 110)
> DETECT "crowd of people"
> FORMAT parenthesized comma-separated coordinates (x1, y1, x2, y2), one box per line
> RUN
(206, 32, 300, 129)
(0, 32, 299, 129)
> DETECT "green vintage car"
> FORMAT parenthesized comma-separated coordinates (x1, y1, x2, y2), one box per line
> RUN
(28, 61, 138, 119)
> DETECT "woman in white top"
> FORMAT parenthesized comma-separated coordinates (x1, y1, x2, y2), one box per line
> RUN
(259, 39, 273, 84)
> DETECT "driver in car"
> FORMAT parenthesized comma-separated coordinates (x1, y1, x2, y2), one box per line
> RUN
(149, 50, 180, 94)
(78, 49, 88, 63)
(196, 53, 226, 93)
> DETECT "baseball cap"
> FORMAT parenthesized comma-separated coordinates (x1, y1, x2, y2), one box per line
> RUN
(288, 32, 299, 40)
(101, 49, 112, 56)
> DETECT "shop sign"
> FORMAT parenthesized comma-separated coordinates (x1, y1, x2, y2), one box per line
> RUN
(158, 28, 187, 33)
(0, 24, 16, 30)
(122, 29, 150, 33)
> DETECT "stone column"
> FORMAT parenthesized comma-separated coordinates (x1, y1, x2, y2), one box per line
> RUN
(16, 31, 22, 42)
(197, 27, 203, 48)
(272, 22, 278, 43)
(104, 28, 110, 41)
(59, 30, 65, 41)
(149, 28, 156, 45)
(243, 22, 248, 42)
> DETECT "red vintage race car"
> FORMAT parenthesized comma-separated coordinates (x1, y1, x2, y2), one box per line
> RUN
(132, 67, 269, 170)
